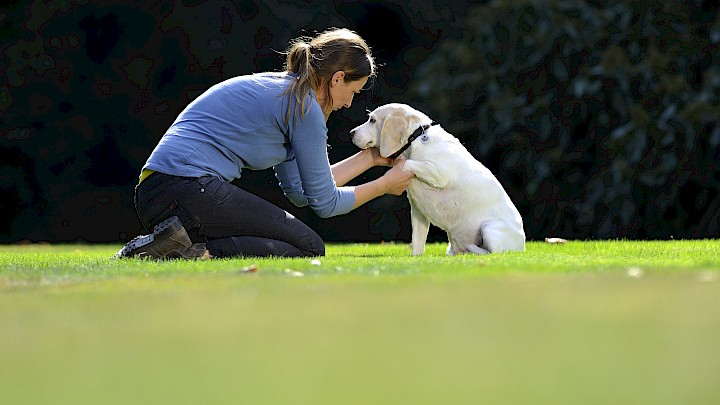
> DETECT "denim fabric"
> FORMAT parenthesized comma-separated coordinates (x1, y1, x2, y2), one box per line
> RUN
(134, 172, 324, 258)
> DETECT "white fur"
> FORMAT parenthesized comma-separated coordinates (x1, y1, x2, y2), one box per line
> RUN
(351, 103, 525, 255)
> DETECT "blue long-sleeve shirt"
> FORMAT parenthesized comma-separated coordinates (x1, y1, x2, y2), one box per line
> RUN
(142, 72, 356, 218)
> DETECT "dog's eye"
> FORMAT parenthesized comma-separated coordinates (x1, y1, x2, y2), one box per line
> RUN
(369, 117, 376, 123)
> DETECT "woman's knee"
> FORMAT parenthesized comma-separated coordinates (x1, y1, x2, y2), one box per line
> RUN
(303, 235, 325, 257)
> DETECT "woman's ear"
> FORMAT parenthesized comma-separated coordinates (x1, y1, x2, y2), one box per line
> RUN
(330, 71, 345, 86)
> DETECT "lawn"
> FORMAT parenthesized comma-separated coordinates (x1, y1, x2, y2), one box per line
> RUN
(1, 240, 719, 404)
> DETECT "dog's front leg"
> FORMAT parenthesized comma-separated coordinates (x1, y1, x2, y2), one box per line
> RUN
(410, 204, 430, 255)
(402, 160, 448, 189)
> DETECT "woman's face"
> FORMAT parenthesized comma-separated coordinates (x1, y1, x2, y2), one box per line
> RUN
(326, 72, 368, 112)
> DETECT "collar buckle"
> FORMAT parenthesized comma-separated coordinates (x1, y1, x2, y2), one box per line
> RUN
(388, 121, 437, 159)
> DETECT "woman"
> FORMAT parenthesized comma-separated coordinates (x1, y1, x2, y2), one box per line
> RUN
(115, 28, 413, 259)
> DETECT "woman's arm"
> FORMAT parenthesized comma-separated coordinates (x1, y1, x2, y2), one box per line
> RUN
(331, 148, 413, 209)
(351, 158, 413, 210)
(331, 148, 394, 186)
(287, 103, 412, 217)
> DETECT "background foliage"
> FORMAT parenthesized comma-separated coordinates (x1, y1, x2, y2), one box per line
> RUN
(1, 0, 718, 242)
(409, 0, 720, 239)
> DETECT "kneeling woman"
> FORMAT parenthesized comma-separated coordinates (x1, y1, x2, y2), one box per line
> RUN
(116, 28, 413, 259)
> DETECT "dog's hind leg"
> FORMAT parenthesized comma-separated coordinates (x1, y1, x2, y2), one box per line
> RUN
(463, 227, 490, 254)
(446, 242, 488, 255)
(466, 244, 491, 254)
(446, 234, 490, 255)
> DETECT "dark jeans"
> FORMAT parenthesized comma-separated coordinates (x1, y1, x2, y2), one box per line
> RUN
(134, 172, 325, 258)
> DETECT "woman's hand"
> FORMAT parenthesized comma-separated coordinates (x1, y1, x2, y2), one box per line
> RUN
(380, 157, 414, 196)
(350, 156, 415, 209)
(367, 147, 395, 167)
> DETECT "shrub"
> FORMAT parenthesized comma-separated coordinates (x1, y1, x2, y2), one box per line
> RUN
(410, 0, 720, 239)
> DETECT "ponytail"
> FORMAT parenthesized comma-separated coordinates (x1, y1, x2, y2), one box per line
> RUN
(283, 40, 319, 125)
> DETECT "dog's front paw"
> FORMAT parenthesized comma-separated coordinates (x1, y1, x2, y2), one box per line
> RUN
(402, 160, 448, 189)
(401, 159, 417, 173)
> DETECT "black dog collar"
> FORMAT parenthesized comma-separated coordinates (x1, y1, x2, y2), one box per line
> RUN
(388, 122, 438, 159)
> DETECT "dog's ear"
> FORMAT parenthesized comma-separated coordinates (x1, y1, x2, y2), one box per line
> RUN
(379, 111, 409, 158)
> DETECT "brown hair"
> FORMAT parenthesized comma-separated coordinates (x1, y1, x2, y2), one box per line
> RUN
(283, 28, 376, 123)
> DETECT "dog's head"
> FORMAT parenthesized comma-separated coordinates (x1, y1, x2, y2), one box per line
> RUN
(350, 103, 432, 158)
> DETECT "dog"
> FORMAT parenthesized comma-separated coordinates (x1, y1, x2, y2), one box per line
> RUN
(350, 103, 525, 255)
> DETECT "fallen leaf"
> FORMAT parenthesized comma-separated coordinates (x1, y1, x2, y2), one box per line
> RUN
(239, 264, 258, 273)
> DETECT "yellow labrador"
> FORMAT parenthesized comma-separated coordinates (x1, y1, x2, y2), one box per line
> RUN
(351, 103, 525, 255)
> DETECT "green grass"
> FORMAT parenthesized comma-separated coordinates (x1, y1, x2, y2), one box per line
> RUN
(1, 240, 720, 404)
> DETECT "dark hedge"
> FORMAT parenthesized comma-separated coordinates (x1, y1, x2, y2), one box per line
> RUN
(409, 0, 720, 239)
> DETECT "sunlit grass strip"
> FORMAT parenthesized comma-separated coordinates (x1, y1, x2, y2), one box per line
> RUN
(0, 240, 718, 290)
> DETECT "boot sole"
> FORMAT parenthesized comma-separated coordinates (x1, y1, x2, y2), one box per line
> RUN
(115, 216, 187, 259)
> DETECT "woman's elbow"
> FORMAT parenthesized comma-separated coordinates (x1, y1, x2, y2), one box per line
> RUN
(309, 200, 336, 218)
(285, 193, 308, 208)
(312, 207, 335, 219)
